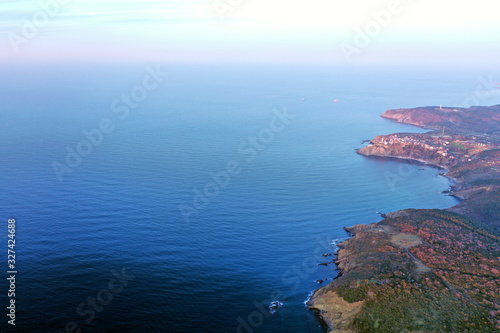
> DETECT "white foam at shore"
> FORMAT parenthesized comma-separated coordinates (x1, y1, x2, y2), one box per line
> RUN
(330, 237, 349, 250)
(304, 290, 315, 307)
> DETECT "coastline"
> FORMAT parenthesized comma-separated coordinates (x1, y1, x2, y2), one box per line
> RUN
(308, 105, 500, 332)
(355, 150, 449, 172)
(355, 152, 463, 202)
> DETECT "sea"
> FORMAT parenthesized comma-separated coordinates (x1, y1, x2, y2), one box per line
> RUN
(1, 63, 499, 333)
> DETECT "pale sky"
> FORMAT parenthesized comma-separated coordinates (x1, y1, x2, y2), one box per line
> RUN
(1, 0, 499, 65)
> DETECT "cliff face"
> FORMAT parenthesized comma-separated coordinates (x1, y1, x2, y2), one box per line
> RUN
(309, 105, 500, 332)
(382, 105, 500, 136)
(382, 107, 451, 128)
(308, 290, 364, 333)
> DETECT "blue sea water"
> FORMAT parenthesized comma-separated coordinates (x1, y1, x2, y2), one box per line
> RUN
(1, 63, 500, 333)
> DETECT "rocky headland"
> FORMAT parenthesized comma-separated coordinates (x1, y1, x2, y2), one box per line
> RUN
(308, 105, 500, 332)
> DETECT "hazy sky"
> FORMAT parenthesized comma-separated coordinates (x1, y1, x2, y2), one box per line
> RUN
(1, 0, 499, 65)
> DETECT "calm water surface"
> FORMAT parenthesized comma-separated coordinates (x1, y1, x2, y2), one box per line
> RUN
(1, 63, 499, 332)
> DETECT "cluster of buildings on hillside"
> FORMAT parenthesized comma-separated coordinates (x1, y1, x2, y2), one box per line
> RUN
(377, 134, 498, 163)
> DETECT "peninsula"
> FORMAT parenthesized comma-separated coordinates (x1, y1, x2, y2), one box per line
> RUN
(308, 105, 500, 332)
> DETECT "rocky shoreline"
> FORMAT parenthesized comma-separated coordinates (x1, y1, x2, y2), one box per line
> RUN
(356, 150, 450, 172)
(308, 105, 500, 332)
